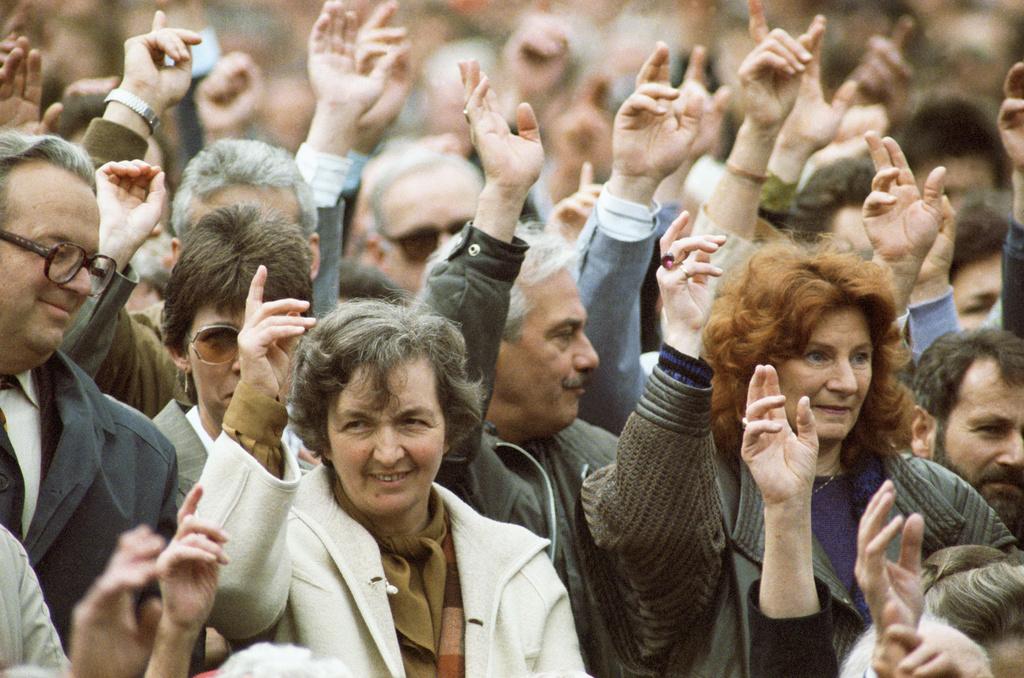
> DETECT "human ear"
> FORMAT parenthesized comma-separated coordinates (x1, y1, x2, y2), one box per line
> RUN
(910, 406, 936, 459)
(168, 343, 190, 374)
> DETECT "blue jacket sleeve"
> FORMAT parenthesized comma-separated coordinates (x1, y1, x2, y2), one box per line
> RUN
(1004, 217, 1024, 338)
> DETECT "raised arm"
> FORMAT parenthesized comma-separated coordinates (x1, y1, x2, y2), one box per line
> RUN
(576, 41, 713, 433)
(578, 213, 726, 673)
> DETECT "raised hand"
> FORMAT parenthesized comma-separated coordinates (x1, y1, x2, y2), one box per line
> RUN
(501, 6, 572, 104)
(196, 52, 263, 142)
(120, 11, 202, 118)
(738, 0, 813, 134)
(0, 36, 62, 134)
(855, 481, 924, 629)
(547, 161, 602, 242)
(69, 526, 166, 678)
(771, 16, 858, 181)
(608, 42, 703, 205)
(305, 1, 400, 156)
(156, 485, 228, 632)
(351, 0, 412, 154)
(547, 74, 613, 202)
(740, 365, 818, 507)
(911, 196, 956, 304)
(96, 160, 167, 272)
(460, 59, 544, 198)
(237, 265, 316, 402)
(862, 132, 946, 313)
(656, 211, 725, 356)
(999, 62, 1024, 171)
(851, 16, 913, 127)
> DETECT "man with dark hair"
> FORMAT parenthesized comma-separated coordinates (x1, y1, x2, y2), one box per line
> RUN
(900, 97, 1007, 208)
(950, 193, 1009, 328)
(912, 329, 1024, 540)
(157, 204, 312, 505)
(788, 156, 875, 251)
(0, 130, 176, 647)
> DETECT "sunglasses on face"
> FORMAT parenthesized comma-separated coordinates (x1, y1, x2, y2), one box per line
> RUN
(385, 220, 466, 263)
(0, 230, 116, 298)
(189, 324, 240, 365)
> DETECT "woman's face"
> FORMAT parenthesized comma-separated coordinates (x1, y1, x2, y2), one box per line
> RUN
(325, 358, 447, 536)
(775, 307, 873, 461)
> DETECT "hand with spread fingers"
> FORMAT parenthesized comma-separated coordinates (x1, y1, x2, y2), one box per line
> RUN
(851, 16, 914, 127)
(501, 5, 573, 105)
(862, 132, 947, 315)
(352, 0, 412, 154)
(855, 481, 924, 631)
(548, 74, 613, 203)
(608, 42, 704, 206)
(656, 210, 725, 356)
(770, 15, 858, 183)
(196, 51, 263, 142)
(738, 0, 814, 134)
(96, 160, 167, 273)
(740, 365, 819, 508)
(459, 58, 544, 241)
(0, 35, 62, 134)
(305, 0, 402, 156)
(237, 265, 317, 403)
(873, 622, 993, 678)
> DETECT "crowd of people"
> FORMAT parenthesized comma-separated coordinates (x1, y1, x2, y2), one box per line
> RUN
(1, 0, 1024, 676)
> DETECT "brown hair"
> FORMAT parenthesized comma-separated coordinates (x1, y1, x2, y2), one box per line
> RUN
(703, 242, 913, 468)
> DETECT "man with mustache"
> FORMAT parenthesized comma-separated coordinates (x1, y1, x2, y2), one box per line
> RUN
(911, 329, 1024, 539)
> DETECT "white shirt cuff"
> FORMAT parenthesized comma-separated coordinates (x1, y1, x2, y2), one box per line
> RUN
(295, 143, 354, 207)
(595, 188, 658, 242)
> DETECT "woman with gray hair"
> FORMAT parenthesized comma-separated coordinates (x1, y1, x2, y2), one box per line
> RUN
(196, 265, 583, 677)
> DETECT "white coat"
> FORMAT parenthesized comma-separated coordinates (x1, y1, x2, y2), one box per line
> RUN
(197, 434, 584, 677)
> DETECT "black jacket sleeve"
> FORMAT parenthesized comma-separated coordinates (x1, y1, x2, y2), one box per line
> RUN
(748, 578, 839, 678)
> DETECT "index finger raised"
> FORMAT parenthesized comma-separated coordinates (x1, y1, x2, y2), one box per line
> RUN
(748, 0, 769, 42)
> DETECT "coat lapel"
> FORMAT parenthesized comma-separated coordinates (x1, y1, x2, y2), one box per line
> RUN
(153, 400, 207, 502)
(291, 468, 405, 677)
(22, 355, 111, 564)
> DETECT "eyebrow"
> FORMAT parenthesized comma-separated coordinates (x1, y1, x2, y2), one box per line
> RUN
(547, 319, 584, 335)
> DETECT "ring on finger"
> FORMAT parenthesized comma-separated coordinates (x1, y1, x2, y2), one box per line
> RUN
(660, 253, 675, 270)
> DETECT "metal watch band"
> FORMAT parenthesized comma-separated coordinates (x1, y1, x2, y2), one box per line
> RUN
(103, 88, 160, 133)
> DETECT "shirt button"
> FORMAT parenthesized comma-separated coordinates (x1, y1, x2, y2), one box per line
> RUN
(468, 244, 481, 256)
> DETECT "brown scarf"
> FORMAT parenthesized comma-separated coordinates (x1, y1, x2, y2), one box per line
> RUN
(333, 481, 465, 678)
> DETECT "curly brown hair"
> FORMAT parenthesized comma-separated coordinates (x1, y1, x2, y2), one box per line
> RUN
(703, 242, 913, 469)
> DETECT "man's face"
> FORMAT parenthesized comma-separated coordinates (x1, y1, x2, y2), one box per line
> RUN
(935, 359, 1024, 537)
(488, 269, 599, 443)
(370, 165, 479, 293)
(952, 251, 1002, 330)
(0, 161, 99, 374)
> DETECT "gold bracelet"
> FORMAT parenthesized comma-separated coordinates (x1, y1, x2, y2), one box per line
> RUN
(726, 161, 769, 184)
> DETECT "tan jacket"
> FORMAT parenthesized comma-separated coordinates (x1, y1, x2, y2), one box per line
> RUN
(196, 433, 584, 677)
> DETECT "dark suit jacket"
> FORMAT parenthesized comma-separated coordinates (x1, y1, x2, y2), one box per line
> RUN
(0, 351, 178, 647)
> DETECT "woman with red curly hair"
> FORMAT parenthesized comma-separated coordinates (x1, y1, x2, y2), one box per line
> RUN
(578, 164, 1014, 676)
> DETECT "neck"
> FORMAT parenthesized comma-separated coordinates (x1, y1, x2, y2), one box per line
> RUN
(199, 408, 222, 441)
(816, 442, 843, 476)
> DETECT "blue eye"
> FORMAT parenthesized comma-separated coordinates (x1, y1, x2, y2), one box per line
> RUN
(805, 351, 827, 364)
(851, 351, 872, 367)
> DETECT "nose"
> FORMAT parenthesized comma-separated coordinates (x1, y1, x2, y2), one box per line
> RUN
(61, 263, 93, 298)
(373, 427, 406, 466)
(997, 430, 1024, 469)
(574, 333, 599, 372)
(826, 359, 858, 395)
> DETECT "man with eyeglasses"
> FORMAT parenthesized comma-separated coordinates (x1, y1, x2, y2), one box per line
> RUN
(0, 131, 176, 648)
(361, 147, 483, 293)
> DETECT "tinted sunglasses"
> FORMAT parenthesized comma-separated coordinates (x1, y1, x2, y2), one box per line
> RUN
(189, 324, 240, 365)
(385, 220, 466, 262)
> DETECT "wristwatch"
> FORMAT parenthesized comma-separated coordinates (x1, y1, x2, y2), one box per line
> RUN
(104, 88, 160, 133)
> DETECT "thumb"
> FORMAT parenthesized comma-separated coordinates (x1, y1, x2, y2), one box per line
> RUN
(39, 101, 62, 134)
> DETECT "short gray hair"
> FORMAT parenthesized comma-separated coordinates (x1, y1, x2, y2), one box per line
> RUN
(369, 146, 482, 235)
(504, 225, 577, 342)
(0, 131, 94, 227)
(290, 299, 482, 457)
(170, 139, 316, 238)
(218, 643, 354, 678)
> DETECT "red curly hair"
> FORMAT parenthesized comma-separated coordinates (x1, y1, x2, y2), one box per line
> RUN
(703, 242, 913, 469)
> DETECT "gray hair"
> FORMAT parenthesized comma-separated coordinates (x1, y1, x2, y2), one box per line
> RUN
(369, 146, 482, 235)
(290, 299, 482, 457)
(504, 225, 577, 342)
(170, 139, 316, 238)
(0, 131, 94, 227)
(217, 643, 354, 678)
